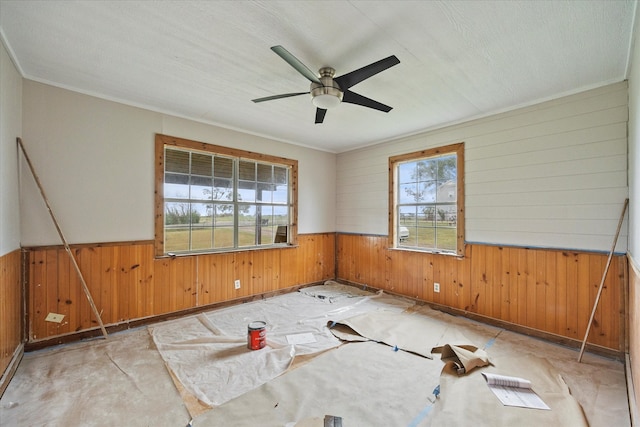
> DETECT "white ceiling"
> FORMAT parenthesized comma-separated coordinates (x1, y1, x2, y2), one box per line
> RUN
(0, 1, 636, 153)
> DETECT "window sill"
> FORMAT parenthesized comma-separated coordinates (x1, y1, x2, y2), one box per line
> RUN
(156, 243, 299, 259)
(389, 246, 463, 258)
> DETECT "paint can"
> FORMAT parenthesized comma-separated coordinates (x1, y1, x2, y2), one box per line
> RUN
(247, 321, 267, 350)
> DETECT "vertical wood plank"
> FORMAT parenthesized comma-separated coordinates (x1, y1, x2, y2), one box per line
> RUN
(458, 247, 472, 311)
(335, 234, 345, 283)
(154, 258, 170, 314)
(515, 249, 527, 326)
(30, 250, 44, 340)
(279, 246, 297, 289)
(111, 246, 122, 320)
(454, 255, 469, 310)
(485, 246, 496, 318)
(544, 251, 557, 334)
(525, 249, 536, 329)
(305, 235, 318, 285)
(57, 248, 71, 336)
(235, 253, 252, 298)
(565, 252, 579, 338)
(0, 250, 23, 376)
(221, 253, 235, 302)
(198, 254, 212, 306)
(440, 254, 455, 307)
(369, 236, 383, 289)
(588, 254, 604, 342)
(422, 254, 432, 304)
(498, 247, 511, 322)
(207, 254, 221, 304)
(617, 256, 626, 351)
(469, 244, 486, 313)
(271, 248, 282, 291)
(90, 247, 103, 327)
(389, 248, 406, 294)
(116, 245, 131, 323)
(345, 234, 353, 284)
(100, 247, 114, 323)
(45, 249, 59, 337)
(170, 257, 186, 311)
(535, 250, 547, 331)
(491, 246, 503, 320)
(404, 250, 417, 298)
(576, 253, 591, 340)
(141, 244, 155, 317)
(348, 235, 357, 283)
(127, 245, 140, 320)
(251, 250, 265, 296)
(555, 252, 568, 337)
(508, 247, 519, 323)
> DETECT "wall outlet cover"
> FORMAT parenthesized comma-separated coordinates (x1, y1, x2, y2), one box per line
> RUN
(45, 312, 65, 323)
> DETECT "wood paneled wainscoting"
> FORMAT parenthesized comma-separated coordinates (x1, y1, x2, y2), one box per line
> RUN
(24, 233, 335, 343)
(337, 234, 626, 355)
(1, 249, 23, 394)
(628, 256, 640, 420)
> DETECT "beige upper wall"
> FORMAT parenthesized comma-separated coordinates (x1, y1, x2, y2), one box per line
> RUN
(20, 80, 336, 246)
(17, 60, 631, 253)
(337, 81, 629, 253)
(0, 40, 22, 255)
(629, 6, 640, 263)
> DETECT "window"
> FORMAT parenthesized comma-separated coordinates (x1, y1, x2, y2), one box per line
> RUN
(389, 143, 464, 256)
(155, 134, 297, 256)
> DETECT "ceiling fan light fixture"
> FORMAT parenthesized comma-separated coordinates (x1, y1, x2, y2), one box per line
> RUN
(312, 92, 342, 109)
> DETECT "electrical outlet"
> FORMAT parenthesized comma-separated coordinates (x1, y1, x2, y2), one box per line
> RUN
(234, 279, 241, 290)
(434, 282, 440, 293)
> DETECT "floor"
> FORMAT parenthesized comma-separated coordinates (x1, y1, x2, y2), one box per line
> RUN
(0, 283, 631, 427)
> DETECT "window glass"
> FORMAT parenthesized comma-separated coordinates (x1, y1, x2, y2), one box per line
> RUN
(390, 143, 464, 256)
(156, 136, 297, 256)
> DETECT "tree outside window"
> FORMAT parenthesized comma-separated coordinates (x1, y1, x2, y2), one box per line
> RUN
(389, 143, 464, 256)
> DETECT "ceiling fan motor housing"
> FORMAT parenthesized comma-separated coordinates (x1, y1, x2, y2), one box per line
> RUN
(310, 67, 343, 108)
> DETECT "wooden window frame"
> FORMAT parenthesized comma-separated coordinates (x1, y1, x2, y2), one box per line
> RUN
(154, 134, 298, 257)
(388, 142, 465, 256)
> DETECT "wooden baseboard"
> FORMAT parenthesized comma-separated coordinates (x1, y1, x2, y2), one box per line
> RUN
(0, 343, 24, 399)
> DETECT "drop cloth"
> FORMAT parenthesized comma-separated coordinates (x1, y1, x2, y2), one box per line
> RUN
(328, 309, 481, 358)
(429, 354, 589, 426)
(193, 341, 441, 427)
(149, 282, 414, 407)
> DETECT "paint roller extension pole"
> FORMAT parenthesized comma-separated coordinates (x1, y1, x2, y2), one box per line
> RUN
(578, 198, 628, 362)
(17, 138, 108, 339)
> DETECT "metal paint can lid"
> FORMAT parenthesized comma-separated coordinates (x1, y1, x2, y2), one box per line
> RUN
(248, 320, 267, 330)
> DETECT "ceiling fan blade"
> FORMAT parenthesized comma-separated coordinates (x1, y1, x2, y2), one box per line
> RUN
(271, 45, 322, 84)
(334, 55, 400, 90)
(315, 108, 327, 124)
(252, 92, 309, 103)
(342, 90, 393, 112)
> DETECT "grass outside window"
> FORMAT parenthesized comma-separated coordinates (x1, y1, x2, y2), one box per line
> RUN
(155, 134, 298, 257)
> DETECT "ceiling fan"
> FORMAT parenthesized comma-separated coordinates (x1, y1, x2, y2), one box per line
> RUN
(252, 45, 400, 124)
